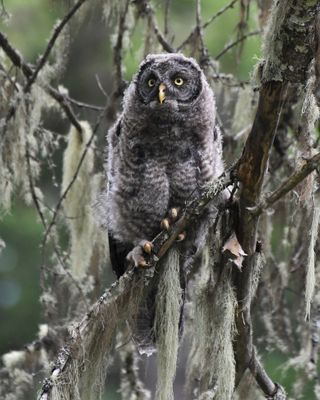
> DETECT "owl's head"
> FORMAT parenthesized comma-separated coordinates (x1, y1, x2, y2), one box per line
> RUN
(134, 53, 205, 111)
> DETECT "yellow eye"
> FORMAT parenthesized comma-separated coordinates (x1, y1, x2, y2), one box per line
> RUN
(147, 78, 156, 87)
(174, 77, 184, 86)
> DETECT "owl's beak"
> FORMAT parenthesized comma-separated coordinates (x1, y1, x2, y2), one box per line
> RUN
(158, 83, 166, 104)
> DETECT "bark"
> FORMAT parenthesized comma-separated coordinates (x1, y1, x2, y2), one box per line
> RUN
(233, 0, 319, 391)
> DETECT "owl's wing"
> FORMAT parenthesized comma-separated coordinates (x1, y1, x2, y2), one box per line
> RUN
(106, 117, 131, 278)
(213, 123, 223, 153)
(212, 123, 224, 178)
(108, 234, 131, 278)
(107, 117, 122, 181)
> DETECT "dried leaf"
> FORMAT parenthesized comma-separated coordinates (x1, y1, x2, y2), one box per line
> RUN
(222, 232, 247, 269)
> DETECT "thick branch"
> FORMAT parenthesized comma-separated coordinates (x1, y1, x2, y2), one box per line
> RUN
(249, 348, 286, 399)
(234, 0, 318, 388)
(237, 81, 286, 255)
(263, 0, 318, 83)
(233, 79, 286, 397)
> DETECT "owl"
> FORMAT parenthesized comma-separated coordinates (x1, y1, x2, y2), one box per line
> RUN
(102, 53, 224, 276)
(99, 53, 224, 351)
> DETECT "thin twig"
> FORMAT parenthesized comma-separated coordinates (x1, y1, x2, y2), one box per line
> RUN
(25, 0, 88, 92)
(164, 0, 171, 38)
(0, 31, 82, 132)
(95, 74, 109, 98)
(203, 0, 238, 30)
(149, 10, 175, 53)
(136, 0, 176, 53)
(23, 108, 88, 304)
(252, 152, 320, 215)
(195, 0, 207, 63)
(41, 106, 106, 250)
(0, 62, 19, 91)
(25, 131, 47, 229)
(215, 30, 261, 60)
(236, 0, 251, 59)
(0, 0, 9, 18)
(64, 95, 104, 111)
(178, 0, 238, 51)
(45, 87, 83, 133)
(113, 0, 131, 94)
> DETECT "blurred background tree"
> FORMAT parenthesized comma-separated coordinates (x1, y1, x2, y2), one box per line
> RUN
(0, 0, 319, 399)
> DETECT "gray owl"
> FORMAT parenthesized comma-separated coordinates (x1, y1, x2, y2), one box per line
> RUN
(100, 53, 223, 350)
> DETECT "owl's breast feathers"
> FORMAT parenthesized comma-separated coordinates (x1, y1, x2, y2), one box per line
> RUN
(101, 54, 224, 352)
(107, 117, 220, 244)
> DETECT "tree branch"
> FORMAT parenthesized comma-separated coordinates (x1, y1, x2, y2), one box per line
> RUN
(215, 30, 261, 61)
(233, 0, 318, 389)
(38, 166, 236, 399)
(0, 31, 82, 133)
(178, 0, 238, 51)
(112, 0, 131, 95)
(163, 0, 171, 38)
(63, 95, 104, 111)
(254, 152, 320, 215)
(233, 81, 287, 389)
(41, 107, 106, 250)
(249, 348, 286, 399)
(25, 0, 88, 92)
(135, 0, 176, 53)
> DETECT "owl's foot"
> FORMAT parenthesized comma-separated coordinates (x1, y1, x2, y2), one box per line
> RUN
(160, 207, 180, 231)
(126, 240, 154, 268)
(176, 231, 186, 242)
(160, 208, 186, 242)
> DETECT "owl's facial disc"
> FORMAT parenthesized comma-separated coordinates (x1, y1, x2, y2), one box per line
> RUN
(136, 57, 202, 110)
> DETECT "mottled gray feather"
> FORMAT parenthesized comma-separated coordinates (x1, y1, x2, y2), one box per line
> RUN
(99, 53, 224, 348)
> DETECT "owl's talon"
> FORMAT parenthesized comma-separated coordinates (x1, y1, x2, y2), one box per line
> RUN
(176, 231, 186, 242)
(169, 207, 179, 220)
(143, 241, 153, 254)
(161, 218, 170, 231)
(161, 207, 181, 231)
(126, 240, 153, 268)
(126, 252, 148, 268)
(138, 259, 149, 268)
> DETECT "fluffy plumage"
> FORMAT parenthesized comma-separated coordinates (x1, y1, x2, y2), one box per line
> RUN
(99, 53, 223, 351)
(103, 53, 223, 269)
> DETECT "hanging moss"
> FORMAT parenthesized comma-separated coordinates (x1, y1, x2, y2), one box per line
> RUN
(154, 249, 182, 400)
